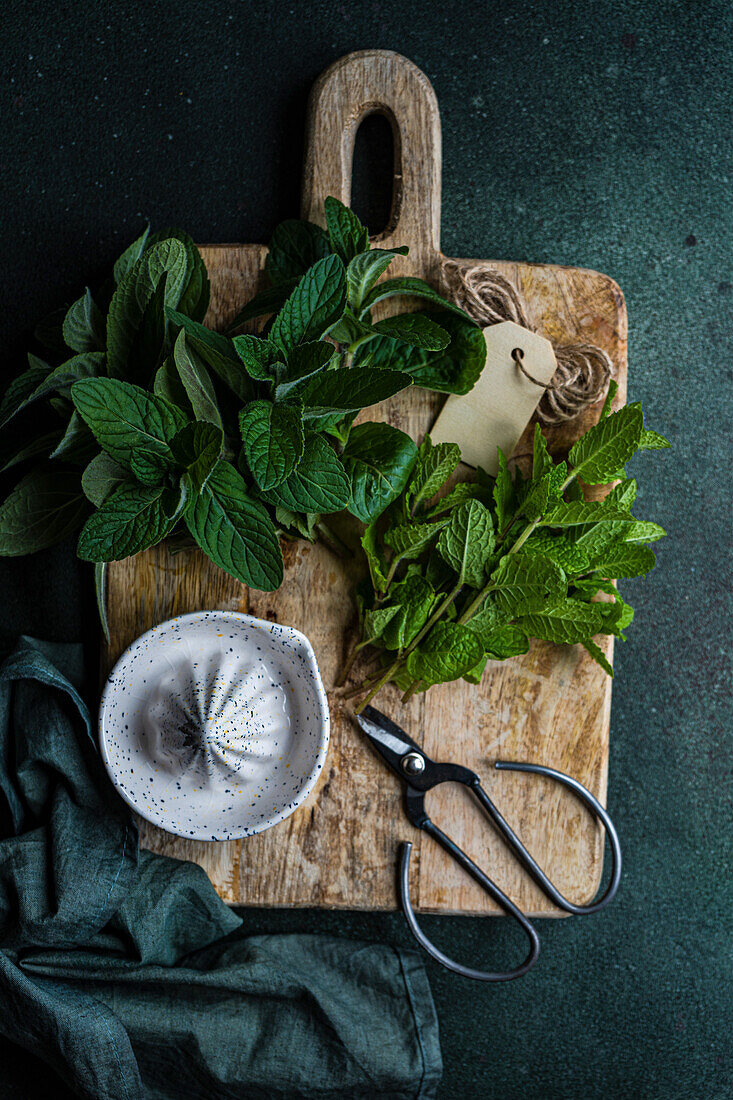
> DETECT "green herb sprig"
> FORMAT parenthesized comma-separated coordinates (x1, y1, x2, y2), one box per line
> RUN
(0, 200, 485, 620)
(344, 383, 669, 709)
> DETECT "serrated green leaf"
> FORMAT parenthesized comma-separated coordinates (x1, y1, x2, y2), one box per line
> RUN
(166, 309, 253, 402)
(71, 377, 186, 484)
(582, 639, 614, 676)
(260, 434, 350, 514)
(599, 379, 618, 420)
(492, 449, 514, 531)
(232, 334, 284, 381)
(153, 355, 193, 412)
(522, 532, 591, 574)
(372, 313, 449, 351)
(185, 460, 283, 590)
(346, 249, 397, 310)
(113, 226, 150, 284)
(532, 423, 554, 481)
(0, 352, 104, 428)
(424, 481, 479, 519)
(517, 597, 606, 644)
(77, 483, 178, 561)
(361, 522, 388, 593)
(324, 196, 370, 263)
(381, 575, 437, 651)
(270, 255, 346, 351)
(568, 403, 644, 484)
(172, 331, 222, 428)
(623, 520, 666, 543)
(590, 544, 657, 579)
(81, 453, 128, 507)
(342, 422, 418, 523)
(407, 436, 462, 511)
(482, 624, 530, 660)
(239, 400, 304, 490)
(406, 621, 484, 685)
(49, 411, 96, 464)
(170, 421, 223, 494)
(0, 355, 54, 428)
(462, 655, 489, 684)
(437, 500, 495, 587)
(540, 501, 635, 527)
(0, 431, 61, 473)
(146, 228, 210, 322)
(298, 367, 411, 417)
(360, 276, 469, 319)
(0, 469, 89, 555)
(273, 343, 336, 401)
(62, 288, 105, 353)
(638, 428, 671, 450)
(363, 605, 400, 644)
(384, 518, 448, 560)
(266, 219, 330, 285)
(226, 282, 296, 333)
(605, 477, 637, 509)
(489, 553, 566, 615)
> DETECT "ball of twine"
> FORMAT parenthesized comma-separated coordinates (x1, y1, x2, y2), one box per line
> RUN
(440, 260, 613, 425)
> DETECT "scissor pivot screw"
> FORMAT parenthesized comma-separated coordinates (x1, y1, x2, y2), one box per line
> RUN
(402, 752, 425, 776)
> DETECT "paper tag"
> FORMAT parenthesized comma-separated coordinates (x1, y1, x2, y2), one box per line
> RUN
(430, 321, 557, 476)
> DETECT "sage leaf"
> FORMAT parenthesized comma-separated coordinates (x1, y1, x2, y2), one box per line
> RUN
(568, 403, 644, 484)
(185, 460, 284, 590)
(436, 500, 495, 588)
(0, 469, 89, 555)
(406, 622, 484, 685)
(77, 483, 179, 561)
(372, 313, 449, 351)
(516, 598, 606, 644)
(173, 331, 223, 428)
(170, 421, 223, 494)
(266, 219, 330, 285)
(298, 366, 411, 417)
(342, 422, 418, 523)
(62, 288, 105, 353)
(270, 254, 346, 351)
(260, 435, 350, 514)
(489, 553, 566, 615)
(239, 400, 304, 490)
(81, 452, 129, 507)
(71, 377, 186, 484)
(324, 196, 370, 263)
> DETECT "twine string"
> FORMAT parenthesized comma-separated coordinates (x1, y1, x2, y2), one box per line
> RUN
(441, 260, 613, 425)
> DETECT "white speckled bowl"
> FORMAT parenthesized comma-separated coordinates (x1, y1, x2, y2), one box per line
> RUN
(99, 611, 330, 841)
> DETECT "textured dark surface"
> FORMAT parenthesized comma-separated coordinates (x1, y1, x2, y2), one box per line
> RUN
(1, 1, 731, 1098)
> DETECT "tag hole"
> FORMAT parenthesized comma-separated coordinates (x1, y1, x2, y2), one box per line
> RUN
(511, 347, 524, 362)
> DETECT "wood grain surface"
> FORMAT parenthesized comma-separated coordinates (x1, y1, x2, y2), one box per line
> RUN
(104, 50, 627, 915)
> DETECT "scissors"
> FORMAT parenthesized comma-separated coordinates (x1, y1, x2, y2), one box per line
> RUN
(354, 705, 622, 982)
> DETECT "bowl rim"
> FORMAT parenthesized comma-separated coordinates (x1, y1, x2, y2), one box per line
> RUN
(99, 609, 330, 841)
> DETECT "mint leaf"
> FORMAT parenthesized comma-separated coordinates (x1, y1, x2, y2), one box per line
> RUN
(462, 656, 489, 684)
(185, 460, 283, 590)
(232, 334, 284, 382)
(172, 331, 222, 428)
(489, 553, 566, 615)
(384, 518, 448, 560)
(568, 403, 644, 484)
(260, 434, 350, 514)
(154, 356, 192, 412)
(166, 309, 253, 402)
(71, 378, 186, 484)
(436, 500, 495, 587)
(0, 431, 60, 473)
(540, 501, 635, 527)
(270, 255, 346, 351)
(77, 483, 179, 561)
(273, 343, 337, 401)
(381, 575, 437, 650)
(49, 411, 96, 464)
(342, 422, 418, 523)
(106, 238, 189, 378)
(360, 276, 469, 319)
(81, 453, 128, 507)
(324, 196, 370, 262)
(346, 250, 397, 311)
(638, 429, 671, 450)
(62, 288, 105, 353)
(361, 522, 388, 592)
(605, 477, 637, 509)
(407, 436, 462, 511)
(298, 367, 411, 417)
(0, 352, 104, 428)
(517, 598, 606, 644)
(406, 622, 484, 685)
(363, 605, 400, 643)
(492, 450, 514, 530)
(523, 532, 591, 575)
(582, 639, 614, 677)
(590, 544, 656, 579)
(266, 219, 330, 285)
(0, 355, 54, 428)
(147, 228, 210, 322)
(113, 226, 150, 284)
(227, 283, 296, 332)
(532, 423, 554, 481)
(239, 400, 304, 491)
(355, 312, 487, 395)
(623, 520, 666, 543)
(372, 313, 449, 351)
(170, 421, 223, 494)
(425, 482, 479, 519)
(482, 624, 531, 660)
(598, 380, 618, 420)
(0, 470, 89, 556)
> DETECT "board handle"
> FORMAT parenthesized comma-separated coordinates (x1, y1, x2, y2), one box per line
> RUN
(301, 50, 442, 266)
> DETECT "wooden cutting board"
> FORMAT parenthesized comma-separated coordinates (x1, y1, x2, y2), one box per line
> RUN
(104, 50, 627, 916)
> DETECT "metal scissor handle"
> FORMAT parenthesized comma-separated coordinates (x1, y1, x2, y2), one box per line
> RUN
(399, 761, 622, 981)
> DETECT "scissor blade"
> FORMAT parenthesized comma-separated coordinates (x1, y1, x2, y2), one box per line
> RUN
(354, 705, 423, 776)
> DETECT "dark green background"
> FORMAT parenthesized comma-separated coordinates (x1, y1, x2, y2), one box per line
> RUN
(1, 1, 731, 1097)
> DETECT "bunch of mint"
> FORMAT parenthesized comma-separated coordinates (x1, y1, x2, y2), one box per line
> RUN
(0, 200, 485, 619)
(344, 383, 669, 708)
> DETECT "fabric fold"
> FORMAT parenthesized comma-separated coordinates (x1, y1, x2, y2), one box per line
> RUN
(0, 636, 442, 1099)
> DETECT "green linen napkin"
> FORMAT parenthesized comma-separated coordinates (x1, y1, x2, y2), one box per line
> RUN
(0, 636, 442, 1099)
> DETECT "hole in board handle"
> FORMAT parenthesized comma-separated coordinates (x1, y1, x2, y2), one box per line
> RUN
(350, 110, 398, 238)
